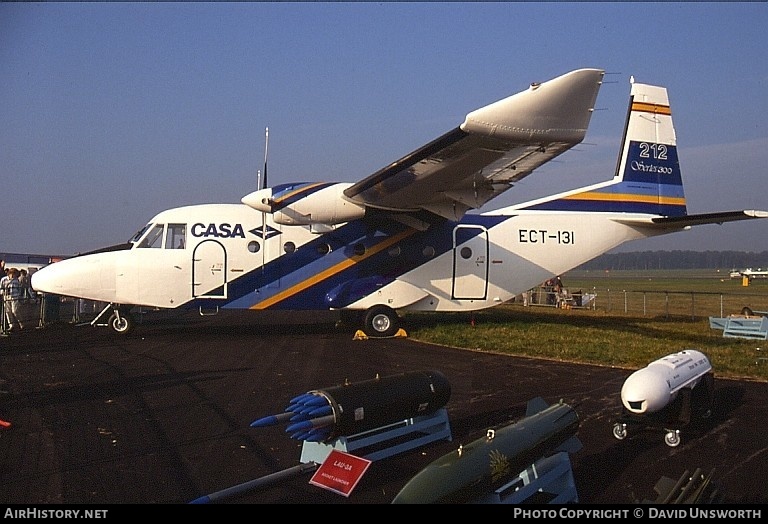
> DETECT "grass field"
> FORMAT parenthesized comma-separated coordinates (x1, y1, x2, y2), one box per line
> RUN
(566, 268, 768, 295)
(565, 269, 768, 317)
(405, 270, 768, 383)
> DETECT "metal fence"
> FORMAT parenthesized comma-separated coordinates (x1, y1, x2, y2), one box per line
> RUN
(522, 287, 768, 320)
(521, 288, 597, 310)
(597, 289, 768, 319)
(1, 295, 107, 335)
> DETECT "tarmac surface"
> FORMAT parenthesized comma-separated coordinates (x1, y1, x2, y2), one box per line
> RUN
(1, 310, 767, 505)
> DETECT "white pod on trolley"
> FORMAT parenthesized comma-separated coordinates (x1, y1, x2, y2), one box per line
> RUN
(621, 350, 712, 414)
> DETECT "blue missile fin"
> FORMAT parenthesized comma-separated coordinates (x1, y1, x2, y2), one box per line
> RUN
(525, 397, 549, 417)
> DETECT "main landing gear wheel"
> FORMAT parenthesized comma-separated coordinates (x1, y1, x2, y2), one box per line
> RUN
(612, 423, 627, 440)
(108, 311, 135, 335)
(664, 429, 681, 447)
(363, 305, 400, 338)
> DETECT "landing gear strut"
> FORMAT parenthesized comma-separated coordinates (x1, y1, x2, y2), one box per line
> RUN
(90, 303, 136, 335)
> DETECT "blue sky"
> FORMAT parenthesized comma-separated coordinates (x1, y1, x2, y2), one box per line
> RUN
(2, 2, 768, 255)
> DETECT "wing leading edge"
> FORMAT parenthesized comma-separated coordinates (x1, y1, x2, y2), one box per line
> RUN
(343, 68, 605, 220)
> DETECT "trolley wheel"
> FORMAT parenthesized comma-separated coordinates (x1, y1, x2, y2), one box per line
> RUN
(664, 430, 681, 447)
(108, 311, 134, 335)
(612, 423, 627, 440)
(363, 305, 400, 338)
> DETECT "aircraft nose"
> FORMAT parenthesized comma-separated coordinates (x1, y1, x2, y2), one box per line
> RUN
(30, 255, 116, 301)
(30, 263, 62, 294)
(32, 259, 92, 295)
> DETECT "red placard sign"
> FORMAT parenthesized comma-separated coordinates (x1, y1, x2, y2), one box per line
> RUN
(309, 450, 372, 497)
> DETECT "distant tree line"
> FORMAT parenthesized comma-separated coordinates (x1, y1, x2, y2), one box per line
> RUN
(577, 251, 768, 270)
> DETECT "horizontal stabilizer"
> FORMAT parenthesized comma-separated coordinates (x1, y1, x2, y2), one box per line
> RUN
(612, 209, 768, 230)
(651, 209, 768, 227)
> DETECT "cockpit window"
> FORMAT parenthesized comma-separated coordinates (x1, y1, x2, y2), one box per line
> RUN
(138, 224, 164, 249)
(166, 223, 186, 249)
(130, 224, 152, 244)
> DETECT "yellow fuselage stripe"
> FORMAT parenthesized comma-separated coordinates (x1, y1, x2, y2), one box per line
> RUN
(251, 228, 417, 310)
(564, 192, 686, 205)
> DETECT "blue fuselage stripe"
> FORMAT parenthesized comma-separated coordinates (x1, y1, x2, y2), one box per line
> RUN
(187, 214, 506, 310)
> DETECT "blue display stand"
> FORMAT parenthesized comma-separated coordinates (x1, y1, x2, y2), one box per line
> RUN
(300, 408, 452, 464)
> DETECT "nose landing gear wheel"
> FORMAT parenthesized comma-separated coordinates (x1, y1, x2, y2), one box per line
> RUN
(108, 311, 135, 335)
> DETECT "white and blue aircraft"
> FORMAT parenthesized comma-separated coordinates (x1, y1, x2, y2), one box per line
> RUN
(31, 69, 767, 336)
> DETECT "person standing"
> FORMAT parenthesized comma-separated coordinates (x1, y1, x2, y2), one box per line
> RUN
(0, 261, 14, 426)
(1, 268, 24, 332)
(18, 269, 31, 299)
(0, 266, 8, 333)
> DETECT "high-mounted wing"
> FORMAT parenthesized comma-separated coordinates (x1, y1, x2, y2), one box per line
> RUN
(343, 68, 605, 220)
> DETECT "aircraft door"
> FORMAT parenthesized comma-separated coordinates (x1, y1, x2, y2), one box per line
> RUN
(193, 240, 227, 298)
(452, 225, 488, 300)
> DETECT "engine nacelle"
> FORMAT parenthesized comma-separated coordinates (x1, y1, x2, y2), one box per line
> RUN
(620, 349, 712, 414)
(241, 182, 365, 226)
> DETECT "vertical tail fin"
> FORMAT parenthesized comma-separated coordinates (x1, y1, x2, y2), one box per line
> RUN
(609, 79, 687, 216)
(516, 78, 688, 217)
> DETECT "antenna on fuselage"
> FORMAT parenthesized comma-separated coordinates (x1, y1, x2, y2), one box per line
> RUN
(261, 127, 269, 274)
(256, 127, 269, 191)
(262, 127, 269, 190)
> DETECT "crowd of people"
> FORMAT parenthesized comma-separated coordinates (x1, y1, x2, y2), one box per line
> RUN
(0, 259, 17, 430)
(1, 259, 37, 335)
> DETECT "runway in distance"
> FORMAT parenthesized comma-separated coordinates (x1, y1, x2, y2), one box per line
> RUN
(31, 68, 768, 336)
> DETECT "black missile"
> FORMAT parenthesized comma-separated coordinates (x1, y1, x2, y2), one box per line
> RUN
(391, 397, 580, 504)
(250, 370, 451, 442)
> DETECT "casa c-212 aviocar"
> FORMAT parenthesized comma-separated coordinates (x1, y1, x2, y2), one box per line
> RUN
(31, 68, 768, 336)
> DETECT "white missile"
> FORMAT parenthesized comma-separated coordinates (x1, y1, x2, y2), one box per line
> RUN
(621, 349, 712, 414)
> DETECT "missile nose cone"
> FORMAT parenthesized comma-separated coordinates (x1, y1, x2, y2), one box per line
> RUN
(308, 405, 333, 417)
(250, 415, 277, 428)
(286, 420, 313, 433)
(250, 411, 294, 427)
